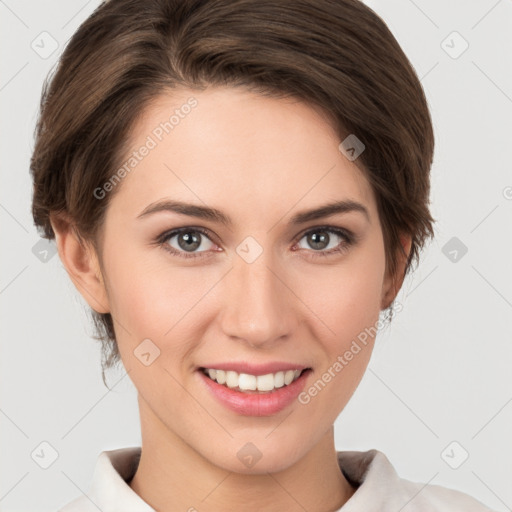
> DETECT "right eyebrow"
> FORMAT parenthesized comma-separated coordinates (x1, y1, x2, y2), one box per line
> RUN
(137, 199, 232, 226)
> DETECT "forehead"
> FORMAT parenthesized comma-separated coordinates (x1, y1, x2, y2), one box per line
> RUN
(107, 86, 376, 224)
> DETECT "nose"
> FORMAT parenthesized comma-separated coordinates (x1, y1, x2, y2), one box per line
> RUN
(218, 249, 298, 349)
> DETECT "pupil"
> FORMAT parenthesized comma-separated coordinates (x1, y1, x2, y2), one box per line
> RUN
(178, 231, 201, 251)
(309, 231, 329, 250)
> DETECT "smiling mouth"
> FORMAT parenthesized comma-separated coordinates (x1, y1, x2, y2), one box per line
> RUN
(199, 367, 311, 394)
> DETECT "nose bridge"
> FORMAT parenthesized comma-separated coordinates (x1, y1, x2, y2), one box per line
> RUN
(219, 246, 296, 347)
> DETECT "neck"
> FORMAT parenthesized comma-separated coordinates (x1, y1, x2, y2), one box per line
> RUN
(129, 396, 356, 512)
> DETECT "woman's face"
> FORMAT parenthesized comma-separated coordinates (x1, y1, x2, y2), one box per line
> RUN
(93, 86, 399, 473)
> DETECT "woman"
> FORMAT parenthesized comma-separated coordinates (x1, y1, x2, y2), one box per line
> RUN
(30, 0, 497, 510)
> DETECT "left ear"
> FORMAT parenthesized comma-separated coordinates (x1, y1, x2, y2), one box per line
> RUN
(381, 233, 412, 310)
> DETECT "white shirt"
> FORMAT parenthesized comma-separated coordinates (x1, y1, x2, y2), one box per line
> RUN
(58, 446, 496, 511)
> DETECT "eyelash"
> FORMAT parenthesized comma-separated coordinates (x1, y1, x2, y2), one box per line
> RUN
(156, 225, 355, 260)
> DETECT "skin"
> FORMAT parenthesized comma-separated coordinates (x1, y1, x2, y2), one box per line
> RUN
(52, 86, 411, 512)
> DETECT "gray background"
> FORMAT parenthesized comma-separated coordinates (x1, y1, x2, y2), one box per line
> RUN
(1, 0, 511, 510)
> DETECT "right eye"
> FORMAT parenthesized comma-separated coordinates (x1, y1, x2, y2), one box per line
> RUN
(157, 227, 220, 259)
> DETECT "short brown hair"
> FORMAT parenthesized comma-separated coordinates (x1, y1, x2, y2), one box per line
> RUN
(30, 0, 436, 375)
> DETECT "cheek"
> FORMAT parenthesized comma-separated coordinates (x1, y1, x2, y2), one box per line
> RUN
(295, 250, 385, 421)
(303, 239, 386, 343)
(99, 238, 174, 340)
(101, 240, 217, 358)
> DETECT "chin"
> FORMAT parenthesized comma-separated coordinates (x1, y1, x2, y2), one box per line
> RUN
(203, 436, 309, 475)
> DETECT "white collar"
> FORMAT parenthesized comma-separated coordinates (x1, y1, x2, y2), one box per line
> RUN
(60, 446, 494, 511)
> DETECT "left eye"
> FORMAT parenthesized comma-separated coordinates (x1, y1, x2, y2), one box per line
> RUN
(295, 227, 353, 255)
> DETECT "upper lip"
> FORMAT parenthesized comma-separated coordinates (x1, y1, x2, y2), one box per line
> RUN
(198, 362, 311, 376)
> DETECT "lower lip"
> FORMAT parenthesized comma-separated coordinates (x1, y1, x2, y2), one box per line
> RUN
(197, 369, 311, 416)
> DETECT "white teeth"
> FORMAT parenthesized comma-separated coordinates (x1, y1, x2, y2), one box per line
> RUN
(226, 370, 239, 389)
(284, 370, 295, 385)
(274, 371, 285, 388)
(256, 373, 274, 392)
(216, 369, 226, 385)
(202, 367, 306, 392)
(238, 373, 257, 390)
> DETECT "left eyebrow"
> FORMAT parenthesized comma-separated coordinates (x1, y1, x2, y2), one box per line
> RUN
(288, 200, 370, 225)
(137, 198, 370, 226)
